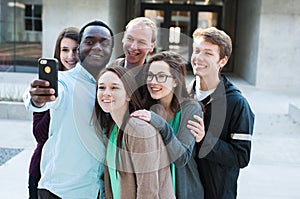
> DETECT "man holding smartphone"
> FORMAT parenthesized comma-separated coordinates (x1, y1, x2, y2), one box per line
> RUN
(23, 20, 114, 199)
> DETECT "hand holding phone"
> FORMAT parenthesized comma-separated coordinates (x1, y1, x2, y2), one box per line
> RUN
(38, 58, 58, 97)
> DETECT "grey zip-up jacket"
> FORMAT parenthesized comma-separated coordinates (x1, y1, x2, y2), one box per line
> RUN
(149, 100, 204, 199)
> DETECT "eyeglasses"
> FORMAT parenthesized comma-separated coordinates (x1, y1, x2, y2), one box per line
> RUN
(146, 73, 174, 83)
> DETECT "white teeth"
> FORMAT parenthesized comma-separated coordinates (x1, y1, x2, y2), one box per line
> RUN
(91, 54, 101, 58)
(151, 87, 160, 91)
(194, 63, 206, 68)
(128, 51, 138, 56)
(103, 99, 111, 103)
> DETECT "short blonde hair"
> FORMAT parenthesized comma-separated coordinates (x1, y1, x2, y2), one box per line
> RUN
(126, 17, 157, 43)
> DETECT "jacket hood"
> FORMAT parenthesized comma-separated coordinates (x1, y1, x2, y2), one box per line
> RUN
(221, 75, 241, 95)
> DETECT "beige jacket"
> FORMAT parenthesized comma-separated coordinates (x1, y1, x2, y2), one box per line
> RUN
(105, 117, 175, 199)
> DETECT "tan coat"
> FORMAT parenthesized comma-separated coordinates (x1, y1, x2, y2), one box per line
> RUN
(105, 117, 175, 199)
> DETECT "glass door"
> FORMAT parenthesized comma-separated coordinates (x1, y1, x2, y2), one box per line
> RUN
(142, 1, 223, 70)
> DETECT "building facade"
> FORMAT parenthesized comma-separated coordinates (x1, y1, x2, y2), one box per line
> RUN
(0, 0, 299, 89)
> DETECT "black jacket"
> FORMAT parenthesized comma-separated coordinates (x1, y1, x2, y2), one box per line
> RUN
(187, 75, 255, 199)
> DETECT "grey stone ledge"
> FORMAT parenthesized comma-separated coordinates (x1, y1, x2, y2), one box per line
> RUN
(0, 101, 32, 120)
(289, 102, 300, 123)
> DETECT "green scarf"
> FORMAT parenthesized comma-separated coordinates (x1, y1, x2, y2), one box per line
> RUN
(107, 124, 120, 199)
(168, 110, 181, 195)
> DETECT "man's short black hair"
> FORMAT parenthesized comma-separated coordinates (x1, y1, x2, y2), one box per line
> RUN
(78, 20, 114, 45)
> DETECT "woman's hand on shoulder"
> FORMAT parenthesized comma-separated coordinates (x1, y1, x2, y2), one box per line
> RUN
(187, 114, 205, 143)
(130, 109, 151, 122)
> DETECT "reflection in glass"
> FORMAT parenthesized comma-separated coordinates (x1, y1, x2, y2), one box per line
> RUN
(0, 0, 42, 72)
(144, 9, 164, 53)
(169, 27, 181, 44)
(141, 0, 223, 5)
(197, 12, 218, 28)
(144, 9, 192, 62)
(169, 11, 190, 62)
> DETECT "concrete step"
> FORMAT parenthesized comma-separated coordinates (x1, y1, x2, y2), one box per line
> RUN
(289, 102, 300, 123)
(0, 101, 32, 120)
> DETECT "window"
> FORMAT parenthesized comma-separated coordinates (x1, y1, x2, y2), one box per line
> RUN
(142, 1, 225, 71)
(24, 4, 42, 31)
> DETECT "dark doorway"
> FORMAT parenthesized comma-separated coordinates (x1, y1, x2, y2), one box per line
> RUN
(140, 1, 225, 71)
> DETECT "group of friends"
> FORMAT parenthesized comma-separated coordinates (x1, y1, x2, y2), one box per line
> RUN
(23, 17, 255, 199)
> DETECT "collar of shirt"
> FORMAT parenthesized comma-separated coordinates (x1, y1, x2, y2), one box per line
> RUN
(75, 62, 96, 84)
(195, 88, 216, 101)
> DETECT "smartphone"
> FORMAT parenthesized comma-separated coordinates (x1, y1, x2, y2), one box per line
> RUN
(38, 58, 58, 97)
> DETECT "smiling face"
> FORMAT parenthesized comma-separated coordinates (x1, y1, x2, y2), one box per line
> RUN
(146, 61, 176, 105)
(97, 71, 129, 119)
(191, 37, 228, 80)
(122, 23, 155, 68)
(60, 37, 79, 70)
(79, 25, 113, 77)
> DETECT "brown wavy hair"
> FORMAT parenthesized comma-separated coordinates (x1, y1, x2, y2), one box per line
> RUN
(92, 63, 143, 140)
(142, 51, 190, 113)
(53, 27, 79, 71)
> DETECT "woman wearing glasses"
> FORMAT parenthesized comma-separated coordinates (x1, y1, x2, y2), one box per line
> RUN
(92, 65, 175, 199)
(131, 51, 204, 199)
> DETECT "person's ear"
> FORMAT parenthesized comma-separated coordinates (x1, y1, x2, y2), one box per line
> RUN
(173, 79, 178, 88)
(219, 56, 228, 69)
(149, 42, 156, 53)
